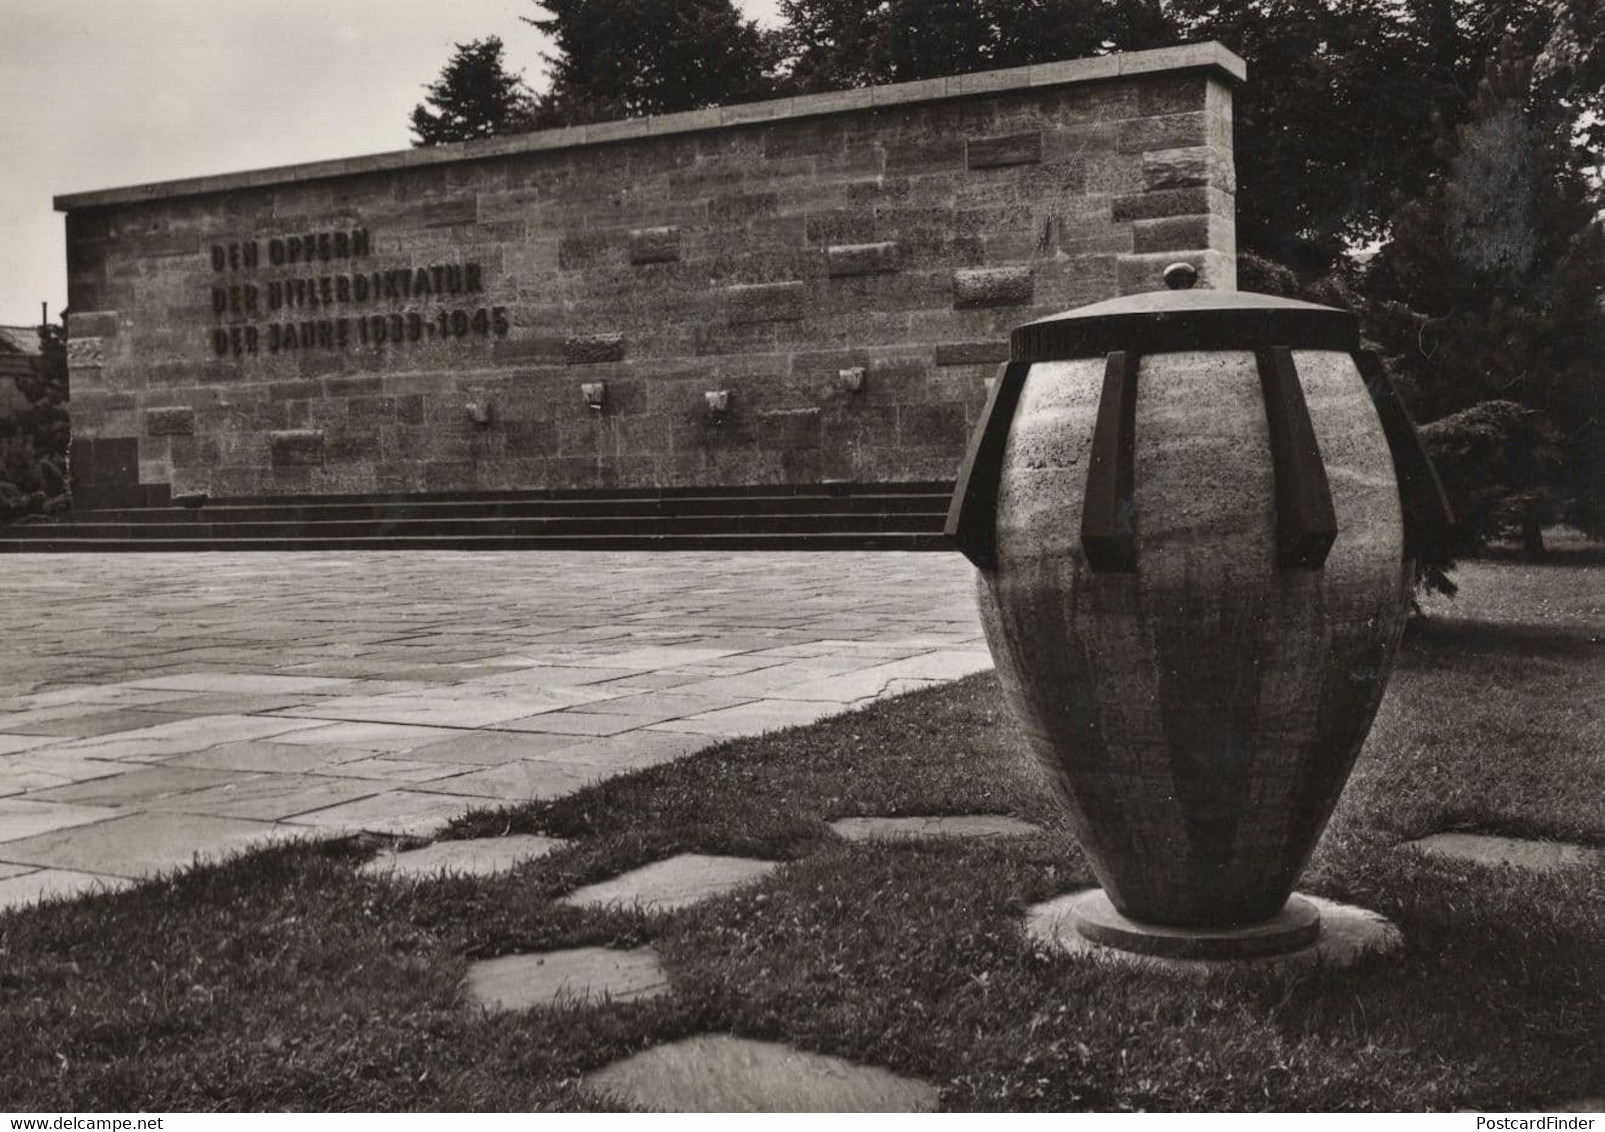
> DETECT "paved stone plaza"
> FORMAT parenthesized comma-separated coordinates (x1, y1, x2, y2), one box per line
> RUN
(0, 551, 987, 910)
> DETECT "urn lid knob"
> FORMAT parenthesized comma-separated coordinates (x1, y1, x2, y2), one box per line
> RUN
(1163, 262, 1199, 290)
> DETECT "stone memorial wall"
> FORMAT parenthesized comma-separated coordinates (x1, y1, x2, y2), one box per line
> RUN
(58, 44, 1243, 507)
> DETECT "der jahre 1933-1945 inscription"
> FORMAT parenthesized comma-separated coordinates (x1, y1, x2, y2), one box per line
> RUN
(208, 227, 510, 359)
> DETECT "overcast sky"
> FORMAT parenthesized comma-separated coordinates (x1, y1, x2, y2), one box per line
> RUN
(0, 0, 784, 327)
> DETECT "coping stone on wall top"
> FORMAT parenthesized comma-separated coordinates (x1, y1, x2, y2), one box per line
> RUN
(54, 43, 1247, 213)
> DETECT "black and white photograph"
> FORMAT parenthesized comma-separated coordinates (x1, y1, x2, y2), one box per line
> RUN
(0, 0, 1600, 1116)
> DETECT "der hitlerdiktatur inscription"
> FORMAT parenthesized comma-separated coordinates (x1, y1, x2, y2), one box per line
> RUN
(208, 228, 507, 358)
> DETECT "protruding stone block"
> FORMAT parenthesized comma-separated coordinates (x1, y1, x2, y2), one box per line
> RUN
(952, 266, 1033, 309)
(558, 234, 615, 271)
(66, 338, 105, 367)
(1131, 214, 1213, 254)
(827, 242, 899, 277)
(728, 281, 806, 324)
(1111, 186, 1223, 222)
(629, 226, 681, 265)
(67, 311, 118, 339)
(934, 341, 1010, 367)
(1142, 145, 1235, 193)
(1117, 112, 1208, 154)
(144, 406, 196, 437)
(565, 333, 625, 365)
(966, 131, 1043, 169)
(709, 191, 779, 223)
(268, 429, 325, 467)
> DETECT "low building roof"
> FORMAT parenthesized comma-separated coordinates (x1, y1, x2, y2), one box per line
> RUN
(0, 327, 42, 357)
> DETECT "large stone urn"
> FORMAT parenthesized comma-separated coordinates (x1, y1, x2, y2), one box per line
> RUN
(947, 264, 1450, 956)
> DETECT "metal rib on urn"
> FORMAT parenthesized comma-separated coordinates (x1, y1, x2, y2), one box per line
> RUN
(947, 265, 1450, 939)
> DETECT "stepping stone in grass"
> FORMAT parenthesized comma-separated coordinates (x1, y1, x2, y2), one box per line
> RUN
(360, 834, 568, 880)
(465, 946, 669, 1012)
(829, 815, 1039, 841)
(582, 1033, 940, 1112)
(559, 853, 778, 913)
(1403, 833, 1603, 872)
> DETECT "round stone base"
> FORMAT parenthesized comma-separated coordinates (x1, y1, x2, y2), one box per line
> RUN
(1068, 890, 1322, 960)
(1026, 889, 1402, 974)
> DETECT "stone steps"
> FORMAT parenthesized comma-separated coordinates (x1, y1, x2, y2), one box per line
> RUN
(0, 482, 956, 553)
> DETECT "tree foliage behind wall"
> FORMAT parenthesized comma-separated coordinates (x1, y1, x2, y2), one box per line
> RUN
(776, 0, 1175, 91)
(0, 325, 70, 522)
(411, 37, 537, 146)
(526, 0, 778, 125)
(1363, 42, 1605, 548)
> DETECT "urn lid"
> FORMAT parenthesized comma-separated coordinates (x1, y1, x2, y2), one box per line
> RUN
(1010, 262, 1359, 361)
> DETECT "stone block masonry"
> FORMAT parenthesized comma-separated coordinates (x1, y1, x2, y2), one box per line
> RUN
(57, 44, 1243, 505)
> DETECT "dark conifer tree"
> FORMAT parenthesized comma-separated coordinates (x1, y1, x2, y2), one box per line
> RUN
(777, 0, 1175, 92)
(410, 37, 536, 146)
(527, 0, 777, 125)
(1365, 41, 1605, 550)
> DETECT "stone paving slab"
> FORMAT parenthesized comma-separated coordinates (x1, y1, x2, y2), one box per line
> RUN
(27, 765, 248, 807)
(312, 756, 483, 784)
(408, 760, 607, 803)
(42, 714, 329, 763)
(0, 751, 129, 794)
(649, 698, 843, 737)
(400, 730, 595, 765)
(466, 947, 669, 1011)
(165, 741, 384, 775)
(0, 798, 123, 843)
(5, 708, 199, 738)
(496, 710, 662, 737)
(0, 686, 187, 713)
(362, 834, 568, 880)
(271, 687, 622, 729)
(271, 722, 480, 752)
(143, 693, 330, 716)
(1404, 832, 1603, 872)
(282, 789, 490, 838)
(531, 731, 722, 775)
(582, 1034, 941, 1112)
(0, 812, 306, 878)
(121, 673, 358, 695)
(560, 853, 780, 913)
(0, 868, 135, 914)
(567, 690, 757, 719)
(150, 774, 392, 822)
(830, 815, 1041, 841)
(0, 552, 983, 887)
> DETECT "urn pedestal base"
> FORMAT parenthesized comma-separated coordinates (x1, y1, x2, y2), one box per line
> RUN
(1067, 890, 1322, 961)
(1026, 890, 1403, 973)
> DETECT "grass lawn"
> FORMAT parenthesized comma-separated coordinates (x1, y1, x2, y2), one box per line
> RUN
(1, 553, 1601, 1112)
